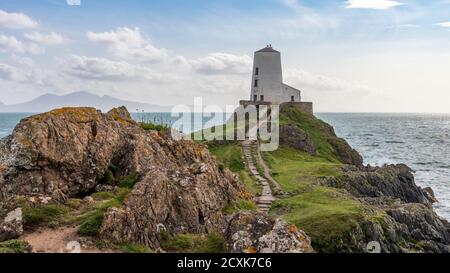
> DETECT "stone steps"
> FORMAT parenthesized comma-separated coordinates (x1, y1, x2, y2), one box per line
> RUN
(242, 139, 275, 214)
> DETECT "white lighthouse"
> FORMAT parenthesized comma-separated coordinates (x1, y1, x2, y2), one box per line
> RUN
(250, 45, 302, 105)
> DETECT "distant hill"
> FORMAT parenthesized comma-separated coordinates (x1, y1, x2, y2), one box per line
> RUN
(0, 91, 173, 113)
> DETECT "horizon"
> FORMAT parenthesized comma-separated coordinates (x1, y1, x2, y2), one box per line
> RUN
(1, 90, 450, 114)
(1, 1, 450, 112)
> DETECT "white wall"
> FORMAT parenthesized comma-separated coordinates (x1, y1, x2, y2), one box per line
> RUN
(282, 84, 301, 102)
(250, 47, 301, 105)
(250, 50, 283, 104)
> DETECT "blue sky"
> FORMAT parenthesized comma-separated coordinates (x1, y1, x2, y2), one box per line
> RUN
(1, 0, 450, 112)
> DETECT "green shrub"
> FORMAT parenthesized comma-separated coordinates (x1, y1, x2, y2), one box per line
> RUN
(78, 211, 104, 236)
(91, 191, 115, 201)
(196, 233, 227, 253)
(76, 188, 131, 236)
(65, 199, 82, 209)
(119, 173, 140, 189)
(222, 199, 257, 214)
(161, 233, 197, 251)
(118, 243, 153, 253)
(141, 122, 168, 132)
(21, 204, 69, 227)
(0, 240, 30, 253)
(160, 233, 227, 253)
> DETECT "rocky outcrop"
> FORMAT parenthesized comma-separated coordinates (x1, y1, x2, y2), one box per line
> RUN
(0, 106, 312, 252)
(279, 125, 316, 155)
(279, 105, 363, 166)
(99, 133, 241, 247)
(0, 107, 134, 202)
(321, 165, 450, 253)
(324, 164, 430, 205)
(226, 212, 314, 253)
(0, 208, 23, 242)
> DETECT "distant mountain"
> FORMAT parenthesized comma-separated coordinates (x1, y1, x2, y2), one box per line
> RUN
(0, 91, 173, 113)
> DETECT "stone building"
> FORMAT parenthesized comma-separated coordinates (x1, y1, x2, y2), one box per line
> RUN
(241, 45, 313, 115)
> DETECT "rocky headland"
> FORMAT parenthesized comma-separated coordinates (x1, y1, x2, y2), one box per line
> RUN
(0, 105, 449, 253)
(0, 106, 313, 253)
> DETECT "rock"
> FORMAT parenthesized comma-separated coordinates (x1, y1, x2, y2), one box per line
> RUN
(107, 106, 135, 124)
(0, 107, 134, 201)
(423, 187, 438, 204)
(279, 125, 316, 155)
(321, 164, 450, 253)
(99, 138, 242, 248)
(327, 137, 363, 166)
(0, 208, 23, 242)
(0, 107, 248, 250)
(226, 212, 314, 253)
(324, 164, 430, 205)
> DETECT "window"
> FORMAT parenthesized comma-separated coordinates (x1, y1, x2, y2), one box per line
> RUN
(260, 95, 264, 101)
(291, 96, 295, 102)
(255, 67, 259, 76)
(254, 79, 258, 88)
(254, 95, 257, 102)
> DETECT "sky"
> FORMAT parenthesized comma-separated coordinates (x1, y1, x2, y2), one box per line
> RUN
(1, 0, 450, 112)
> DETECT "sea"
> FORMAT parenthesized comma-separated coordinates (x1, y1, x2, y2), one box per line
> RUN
(1, 112, 449, 220)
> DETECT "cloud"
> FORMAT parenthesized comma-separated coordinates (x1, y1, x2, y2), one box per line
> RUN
(0, 63, 37, 83)
(435, 22, 450, 28)
(0, 9, 38, 29)
(87, 27, 167, 63)
(284, 68, 378, 94)
(190, 53, 252, 75)
(0, 35, 44, 54)
(281, 0, 338, 29)
(24, 32, 67, 45)
(345, 0, 404, 10)
(64, 55, 170, 83)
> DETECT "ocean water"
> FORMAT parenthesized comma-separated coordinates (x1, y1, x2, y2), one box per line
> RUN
(1, 112, 449, 220)
(317, 113, 450, 220)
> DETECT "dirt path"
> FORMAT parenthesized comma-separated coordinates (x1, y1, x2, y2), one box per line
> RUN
(242, 140, 275, 213)
(20, 226, 111, 253)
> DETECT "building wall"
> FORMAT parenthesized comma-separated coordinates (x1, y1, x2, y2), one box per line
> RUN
(250, 51, 283, 104)
(282, 84, 302, 102)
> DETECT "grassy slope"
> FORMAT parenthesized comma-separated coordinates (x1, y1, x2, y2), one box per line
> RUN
(208, 142, 261, 197)
(263, 107, 368, 252)
(280, 106, 342, 163)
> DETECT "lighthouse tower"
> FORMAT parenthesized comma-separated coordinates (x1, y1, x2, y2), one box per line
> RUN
(249, 45, 302, 105)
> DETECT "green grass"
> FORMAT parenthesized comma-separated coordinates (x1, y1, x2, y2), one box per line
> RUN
(196, 233, 227, 253)
(161, 232, 227, 253)
(208, 142, 262, 196)
(118, 173, 140, 189)
(271, 187, 363, 252)
(0, 240, 30, 253)
(117, 243, 153, 253)
(263, 146, 342, 193)
(239, 171, 262, 196)
(141, 122, 168, 132)
(222, 199, 258, 214)
(208, 142, 245, 172)
(263, 145, 365, 252)
(75, 188, 131, 236)
(20, 203, 70, 227)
